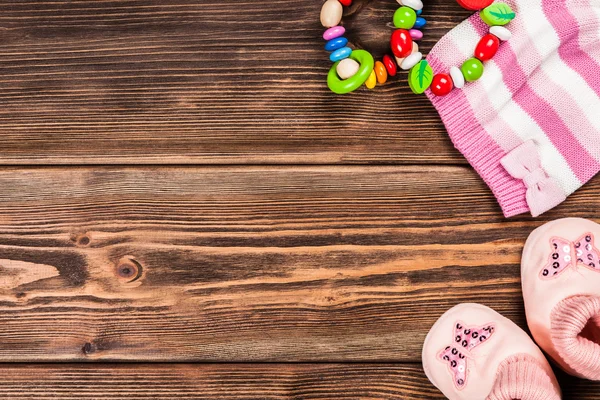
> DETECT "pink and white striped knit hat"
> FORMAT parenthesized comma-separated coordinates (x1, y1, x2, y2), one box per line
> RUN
(426, 0, 600, 218)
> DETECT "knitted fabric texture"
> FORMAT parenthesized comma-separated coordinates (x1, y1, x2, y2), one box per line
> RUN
(426, 0, 600, 217)
(487, 354, 561, 400)
(551, 295, 600, 380)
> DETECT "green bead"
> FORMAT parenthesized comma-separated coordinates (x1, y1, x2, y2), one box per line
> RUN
(327, 50, 375, 94)
(461, 58, 484, 82)
(407, 60, 433, 94)
(393, 7, 417, 29)
(480, 3, 516, 26)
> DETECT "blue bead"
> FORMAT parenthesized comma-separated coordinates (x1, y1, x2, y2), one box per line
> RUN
(414, 17, 426, 29)
(325, 37, 348, 52)
(416, 9, 422, 15)
(329, 47, 352, 62)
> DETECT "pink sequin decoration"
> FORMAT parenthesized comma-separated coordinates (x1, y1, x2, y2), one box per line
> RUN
(541, 233, 600, 279)
(438, 321, 495, 390)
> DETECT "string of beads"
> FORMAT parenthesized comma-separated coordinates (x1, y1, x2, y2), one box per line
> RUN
(320, 0, 516, 95)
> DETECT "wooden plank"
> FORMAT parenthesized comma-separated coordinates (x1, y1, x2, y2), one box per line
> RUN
(560, 371, 600, 400)
(0, 0, 472, 165)
(0, 166, 599, 362)
(0, 364, 596, 399)
(0, 364, 444, 399)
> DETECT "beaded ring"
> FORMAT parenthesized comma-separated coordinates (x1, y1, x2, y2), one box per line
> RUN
(320, 0, 516, 96)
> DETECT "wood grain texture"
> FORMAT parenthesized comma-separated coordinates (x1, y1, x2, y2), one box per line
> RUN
(0, 0, 471, 165)
(0, 364, 595, 399)
(0, 364, 444, 399)
(0, 166, 600, 365)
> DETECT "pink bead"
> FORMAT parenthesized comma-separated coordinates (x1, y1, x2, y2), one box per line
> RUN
(409, 29, 423, 40)
(323, 26, 346, 41)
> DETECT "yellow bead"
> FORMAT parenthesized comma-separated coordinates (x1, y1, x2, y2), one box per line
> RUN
(365, 70, 377, 89)
(374, 61, 388, 84)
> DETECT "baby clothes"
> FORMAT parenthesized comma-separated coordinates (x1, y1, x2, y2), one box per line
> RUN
(522, 217, 600, 379)
(422, 303, 561, 399)
(427, 0, 600, 217)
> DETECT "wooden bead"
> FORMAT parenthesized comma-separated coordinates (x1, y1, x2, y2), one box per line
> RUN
(328, 50, 374, 94)
(409, 29, 423, 40)
(336, 58, 360, 80)
(456, 0, 493, 11)
(390, 29, 413, 58)
(449, 66, 465, 89)
(365, 69, 377, 89)
(383, 55, 397, 77)
(393, 7, 417, 29)
(398, 0, 423, 11)
(475, 34, 500, 61)
(431, 73, 454, 96)
(461, 58, 484, 82)
(490, 26, 512, 41)
(330, 46, 352, 62)
(400, 52, 422, 70)
(480, 3, 515, 26)
(413, 17, 426, 29)
(325, 37, 348, 52)
(395, 42, 418, 66)
(374, 61, 388, 84)
(320, 0, 343, 28)
(407, 60, 433, 94)
(323, 26, 345, 41)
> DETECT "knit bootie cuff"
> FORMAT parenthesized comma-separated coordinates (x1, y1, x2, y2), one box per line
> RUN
(487, 354, 561, 400)
(423, 303, 560, 399)
(521, 218, 600, 379)
(551, 295, 600, 380)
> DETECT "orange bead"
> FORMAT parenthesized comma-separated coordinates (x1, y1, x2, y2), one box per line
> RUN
(374, 61, 388, 84)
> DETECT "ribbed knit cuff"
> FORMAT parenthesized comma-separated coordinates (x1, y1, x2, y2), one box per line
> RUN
(551, 295, 600, 380)
(426, 55, 530, 218)
(486, 354, 560, 400)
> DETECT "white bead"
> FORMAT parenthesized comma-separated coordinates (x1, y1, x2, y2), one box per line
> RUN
(565, 255, 572, 262)
(395, 42, 419, 66)
(336, 58, 360, 80)
(320, 0, 343, 28)
(398, 0, 423, 11)
(449, 66, 465, 89)
(490, 26, 512, 41)
(563, 245, 571, 253)
(400, 52, 422, 70)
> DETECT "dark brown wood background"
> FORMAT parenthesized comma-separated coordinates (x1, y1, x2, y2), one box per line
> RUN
(0, 0, 598, 398)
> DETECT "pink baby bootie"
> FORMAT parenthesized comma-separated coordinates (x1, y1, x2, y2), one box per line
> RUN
(522, 217, 600, 380)
(422, 303, 561, 399)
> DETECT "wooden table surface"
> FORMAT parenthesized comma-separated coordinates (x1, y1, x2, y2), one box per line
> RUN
(1, 0, 599, 398)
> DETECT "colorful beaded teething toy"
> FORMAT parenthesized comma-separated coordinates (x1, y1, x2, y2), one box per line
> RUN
(320, 0, 516, 95)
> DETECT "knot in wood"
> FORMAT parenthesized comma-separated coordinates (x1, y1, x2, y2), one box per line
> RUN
(82, 342, 96, 355)
(114, 257, 143, 283)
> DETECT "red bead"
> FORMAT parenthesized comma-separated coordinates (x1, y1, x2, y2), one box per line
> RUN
(474, 34, 500, 61)
(431, 73, 454, 96)
(383, 55, 397, 77)
(390, 29, 413, 59)
(456, 0, 493, 10)
(339, 0, 352, 6)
